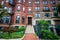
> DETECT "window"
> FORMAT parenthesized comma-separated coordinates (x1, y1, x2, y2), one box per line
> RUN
(52, 6, 56, 11)
(28, 8, 31, 13)
(2, 0, 4, 1)
(22, 16, 24, 24)
(44, 13, 50, 17)
(35, 1, 40, 4)
(43, 0, 48, 4)
(35, 7, 40, 11)
(16, 15, 20, 23)
(2, 16, 11, 24)
(6, 17, 10, 23)
(50, 0, 55, 4)
(8, 7, 12, 13)
(18, 0, 21, 3)
(53, 13, 58, 17)
(58, 0, 60, 3)
(35, 13, 40, 18)
(9, 0, 13, 4)
(0, 27, 3, 31)
(43, 6, 50, 12)
(4, 6, 7, 9)
(28, 1, 31, 6)
(15, 26, 19, 29)
(1, 0, 4, 5)
(17, 6, 20, 11)
(6, 0, 9, 2)
(43, 6, 49, 10)
(23, 7, 25, 12)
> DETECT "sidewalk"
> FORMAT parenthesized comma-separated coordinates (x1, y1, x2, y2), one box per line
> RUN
(23, 25, 37, 40)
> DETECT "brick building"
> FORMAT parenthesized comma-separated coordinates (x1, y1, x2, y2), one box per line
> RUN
(0, 0, 60, 28)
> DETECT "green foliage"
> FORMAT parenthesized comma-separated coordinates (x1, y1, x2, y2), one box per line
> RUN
(37, 20, 50, 30)
(16, 26, 26, 32)
(0, 26, 26, 39)
(0, 4, 2, 8)
(56, 3, 60, 12)
(41, 30, 58, 39)
(11, 31, 24, 38)
(0, 4, 8, 20)
(36, 20, 59, 39)
(38, 20, 50, 25)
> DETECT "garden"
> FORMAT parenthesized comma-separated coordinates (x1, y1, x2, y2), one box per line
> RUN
(0, 26, 26, 39)
(34, 20, 60, 40)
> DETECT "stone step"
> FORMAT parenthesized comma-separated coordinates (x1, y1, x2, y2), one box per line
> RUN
(25, 25, 35, 34)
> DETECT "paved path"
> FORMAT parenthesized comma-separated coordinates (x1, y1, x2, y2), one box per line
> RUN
(23, 33, 37, 40)
(25, 25, 35, 34)
(23, 25, 37, 40)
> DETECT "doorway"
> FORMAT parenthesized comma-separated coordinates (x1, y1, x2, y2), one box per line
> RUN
(28, 17, 32, 25)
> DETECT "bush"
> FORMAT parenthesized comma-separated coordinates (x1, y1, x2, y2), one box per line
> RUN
(0, 26, 26, 39)
(16, 26, 26, 32)
(11, 31, 24, 38)
(41, 30, 58, 39)
(35, 20, 59, 39)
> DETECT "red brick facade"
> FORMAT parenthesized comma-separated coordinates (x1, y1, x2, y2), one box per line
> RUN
(0, 0, 60, 27)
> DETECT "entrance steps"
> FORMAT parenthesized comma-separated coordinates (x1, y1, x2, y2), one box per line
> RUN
(25, 25, 35, 34)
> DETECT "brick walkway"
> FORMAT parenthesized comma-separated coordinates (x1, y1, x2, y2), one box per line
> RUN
(23, 25, 37, 40)
(23, 33, 37, 40)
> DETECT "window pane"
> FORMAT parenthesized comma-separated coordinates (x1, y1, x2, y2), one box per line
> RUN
(43, 1, 47, 4)
(1, 1, 4, 5)
(53, 13, 58, 17)
(23, 7, 25, 12)
(50, 0, 55, 4)
(18, 0, 21, 3)
(35, 7, 40, 11)
(22, 16, 24, 24)
(6, 17, 10, 24)
(2, 16, 10, 24)
(44, 13, 50, 17)
(28, 8, 31, 13)
(52, 6, 56, 11)
(35, 13, 40, 18)
(58, 0, 60, 3)
(9, 0, 13, 4)
(4, 6, 7, 9)
(28, 1, 31, 6)
(44, 6, 49, 10)
(2, 17, 6, 23)
(6, 0, 9, 2)
(17, 6, 20, 11)
(16, 15, 20, 23)
(35, 1, 40, 4)
(8, 7, 12, 13)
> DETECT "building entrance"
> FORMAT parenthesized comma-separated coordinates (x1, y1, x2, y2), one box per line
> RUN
(28, 17, 32, 25)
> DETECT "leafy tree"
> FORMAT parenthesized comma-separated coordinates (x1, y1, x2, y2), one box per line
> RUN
(56, 3, 60, 13)
(36, 20, 58, 39)
(0, 4, 8, 23)
(0, 4, 12, 36)
(37, 20, 50, 30)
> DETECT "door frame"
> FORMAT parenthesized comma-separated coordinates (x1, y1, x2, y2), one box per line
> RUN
(27, 17, 32, 25)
